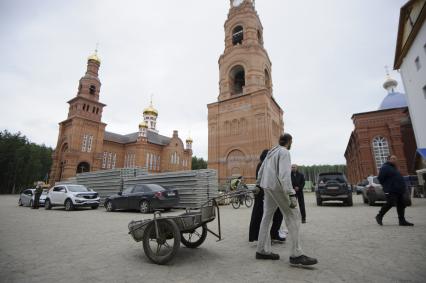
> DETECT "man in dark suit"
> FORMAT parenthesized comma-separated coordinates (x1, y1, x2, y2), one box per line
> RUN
(376, 155, 413, 226)
(291, 164, 306, 223)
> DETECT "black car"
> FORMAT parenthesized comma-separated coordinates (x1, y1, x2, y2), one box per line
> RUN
(104, 184, 179, 213)
(315, 172, 353, 206)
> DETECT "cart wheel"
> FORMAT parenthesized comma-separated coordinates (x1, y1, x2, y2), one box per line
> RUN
(142, 219, 180, 265)
(231, 197, 240, 209)
(245, 195, 253, 208)
(180, 224, 207, 248)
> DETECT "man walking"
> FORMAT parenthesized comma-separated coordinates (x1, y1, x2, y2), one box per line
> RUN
(32, 182, 43, 209)
(255, 133, 317, 266)
(291, 164, 306, 223)
(376, 155, 414, 226)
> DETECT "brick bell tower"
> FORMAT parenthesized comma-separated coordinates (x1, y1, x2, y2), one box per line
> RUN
(49, 50, 107, 184)
(207, 0, 284, 185)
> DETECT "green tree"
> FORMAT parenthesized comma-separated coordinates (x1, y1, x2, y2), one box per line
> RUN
(191, 156, 207, 170)
(0, 130, 53, 194)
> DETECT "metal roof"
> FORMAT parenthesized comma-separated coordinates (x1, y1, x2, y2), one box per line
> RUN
(104, 130, 171, 146)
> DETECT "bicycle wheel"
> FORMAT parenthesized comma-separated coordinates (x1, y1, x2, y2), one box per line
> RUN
(245, 195, 253, 208)
(142, 219, 181, 265)
(231, 197, 240, 209)
(180, 224, 207, 248)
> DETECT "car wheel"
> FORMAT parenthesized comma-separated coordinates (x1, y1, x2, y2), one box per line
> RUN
(44, 199, 52, 210)
(29, 200, 33, 208)
(316, 197, 322, 206)
(105, 200, 115, 212)
(346, 195, 353, 206)
(140, 200, 150, 213)
(18, 198, 23, 206)
(65, 199, 74, 211)
(368, 197, 375, 206)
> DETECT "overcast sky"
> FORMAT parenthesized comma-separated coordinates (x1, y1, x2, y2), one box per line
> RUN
(0, 0, 408, 165)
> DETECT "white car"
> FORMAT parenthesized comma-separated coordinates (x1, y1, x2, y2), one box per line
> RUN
(45, 184, 100, 211)
(18, 189, 48, 207)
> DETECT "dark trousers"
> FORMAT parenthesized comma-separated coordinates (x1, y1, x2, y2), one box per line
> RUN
(296, 190, 306, 221)
(249, 189, 283, 242)
(33, 193, 41, 209)
(378, 192, 406, 222)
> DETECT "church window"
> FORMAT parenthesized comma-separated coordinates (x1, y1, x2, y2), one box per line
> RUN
(422, 85, 426, 99)
(415, 56, 421, 70)
(153, 154, 157, 171)
(372, 137, 390, 173)
(111, 153, 116, 169)
(232, 25, 244, 45)
(87, 135, 93, 152)
(257, 30, 263, 44)
(89, 85, 96, 95)
(265, 69, 271, 88)
(96, 108, 99, 114)
(146, 153, 149, 169)
(92, 107, 95, 113)
(83, 104, 86, 111)
(107, 152, 112, 168)
(81, 134, 88, 152)
(230, 65, 245, 95)
(102, 152, 107, 169)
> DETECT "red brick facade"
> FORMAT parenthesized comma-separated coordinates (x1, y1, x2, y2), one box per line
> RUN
(344, 107, 416, 184)
(49, 54, 192, 184)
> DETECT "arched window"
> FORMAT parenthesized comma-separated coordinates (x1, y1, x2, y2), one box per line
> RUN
(257, 30, 263, 44)
(264, 69, 271, 89)
(89, 85, 96, 95)
(372, 137, 390, 172)
(232, 26, 244, 45)
(229, 65, 245, 95)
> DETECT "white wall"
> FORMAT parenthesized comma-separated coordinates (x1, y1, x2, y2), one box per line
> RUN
(400, 22, 426, 149)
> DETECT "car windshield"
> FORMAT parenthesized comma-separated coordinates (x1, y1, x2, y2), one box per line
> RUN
(319, 174, 347, 183)
(67, 185, 89, 192)
(145, 184, 166, 192)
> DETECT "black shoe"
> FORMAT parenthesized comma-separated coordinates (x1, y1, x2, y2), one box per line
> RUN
(256, 252, 280, 260)
(290, 255, 318, 266)
(399, 221, 414, 226)
(271, 236, 286, 243)
(302, 219, 306, 224)
(375, 214, 383, 226)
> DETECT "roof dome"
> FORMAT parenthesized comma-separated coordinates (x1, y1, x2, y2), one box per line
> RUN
(88, 50, 101, 63)
(379, 91, 407, 110)
(139, 121, 148, 128)
(143, 100, 158, 116)
(378, 73, 407, 110)
(186, 136, 193, 143)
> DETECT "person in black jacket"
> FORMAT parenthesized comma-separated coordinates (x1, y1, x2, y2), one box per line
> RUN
(249, 149, 285, 243)
(376, 155, 413, 226)
(291, 164, 306, 223)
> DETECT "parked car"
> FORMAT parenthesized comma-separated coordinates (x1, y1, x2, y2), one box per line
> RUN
(362, 176, 386, 206)
(18, 189, 48, 207)
(104, 184, 179, 213)
(44, 184, 100, 211)
(315, 172, 353, 206)
(355, 179, 369, 195)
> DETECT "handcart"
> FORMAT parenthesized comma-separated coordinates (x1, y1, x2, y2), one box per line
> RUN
(128, 189, 253, 265)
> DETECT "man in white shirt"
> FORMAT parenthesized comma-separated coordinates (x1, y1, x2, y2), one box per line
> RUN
(256, 133, 317, 266)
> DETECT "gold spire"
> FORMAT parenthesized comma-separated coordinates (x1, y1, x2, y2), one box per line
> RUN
(139, 121, 148, 128)
(88, 45, 101, 63)
(143, 95, 158, 116)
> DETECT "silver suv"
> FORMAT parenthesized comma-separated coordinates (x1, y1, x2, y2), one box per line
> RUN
(45, 184, 100, 211)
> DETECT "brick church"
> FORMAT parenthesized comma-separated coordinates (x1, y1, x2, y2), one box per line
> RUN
(49, 52, 192, 184)
(345, 74, 417, 184)
(208, 0, 285, 184)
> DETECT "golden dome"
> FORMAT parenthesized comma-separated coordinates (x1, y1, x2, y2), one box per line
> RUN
(143, 101, 158, 116)
(186, 136, 193, 143)
(88, 50, 101, 63)
(139, 121, 148, 128)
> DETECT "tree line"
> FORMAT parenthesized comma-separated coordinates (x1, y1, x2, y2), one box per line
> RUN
(298, 164, 347, 183)
(191, 156, 207, 170)
(0, 130, 53, 194)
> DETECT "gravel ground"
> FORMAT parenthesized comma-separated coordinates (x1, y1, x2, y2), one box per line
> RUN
(0, 193, 425, 283)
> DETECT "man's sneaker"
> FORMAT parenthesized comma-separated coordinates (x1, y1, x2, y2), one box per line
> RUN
(289, 255, 318, 266)
(256, 252, 280, 260)
(375, 214, 383, 226)
(399, 221, 414, 226)
(271, 236, 286, 243)
(302, 219, 306, 224)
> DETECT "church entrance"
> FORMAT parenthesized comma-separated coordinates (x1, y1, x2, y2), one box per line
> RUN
(76, 162, 90, 174)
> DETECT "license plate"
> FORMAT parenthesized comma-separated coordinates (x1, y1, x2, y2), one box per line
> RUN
(328, 186, 339, 190)
(168, 192, 176, 196)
